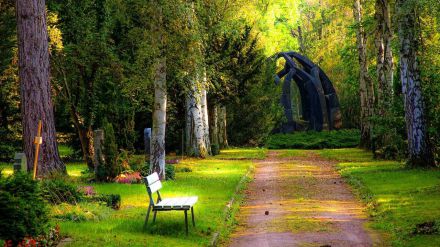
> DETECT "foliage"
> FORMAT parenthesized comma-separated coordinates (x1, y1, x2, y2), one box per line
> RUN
(211, 144, 220, 156)
(40, 177, 83, 205)
(165, 165, 175, 181)
(0, 172, 49, 244)
(114, 171, 142, 184)
(266, 130, 361, 149)
(52, 203, 111, 222)
(3, 225, 61, 247)
(0, 1, 21, 162)
(96, 119, 120, 181)
(87, 194, 121, 210)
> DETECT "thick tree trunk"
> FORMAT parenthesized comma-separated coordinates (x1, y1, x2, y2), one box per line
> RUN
(16, 0, 65, 175)
(354, 0, 375, 149)
(185, 81, 208, 158)
(218, 106, 228, 148)
(209, 104, 220, 147)
(150, 58, 167, 179)
(149, 2, 167, 179)
(375, 0, 394, 116)
(397, 0, 434, 167)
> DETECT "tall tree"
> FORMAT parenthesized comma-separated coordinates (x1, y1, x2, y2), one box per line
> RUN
(150, 0, 167, 179)
(353, 0, 375, 148)
(397, 0, 434, 167)
(375, 0, 394, 116)
(184, 2, 209, 158)
(16, 0, 65, 174)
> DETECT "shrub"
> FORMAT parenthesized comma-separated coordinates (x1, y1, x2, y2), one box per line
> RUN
(211, 144, 220, 156)
(165, 165, 175, 180)
(41, 178, 83, 205)
(96, 119, 120, 181)
(0, 172, 49, 245)
(266, 129, 360, 149)
(88, 194, 121, 210)
(114, 171, 142, 184)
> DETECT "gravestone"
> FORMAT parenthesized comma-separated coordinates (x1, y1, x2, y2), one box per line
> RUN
(144, 128, 151, 157)
(94, 129, 105, 174)
(13, 153, 27, 172)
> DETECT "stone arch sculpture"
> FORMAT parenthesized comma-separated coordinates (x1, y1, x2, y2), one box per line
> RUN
(274, 52, 342, 132)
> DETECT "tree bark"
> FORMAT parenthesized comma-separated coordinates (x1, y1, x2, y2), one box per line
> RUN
(200, 72, 211, 154)
(150, 1, 167, 179)
(353, 0, 375, 149)
(185, 81, 208, 158)
(218, 106, 228, 149)
(16, 0, 65, 174)
(70, 107, 95, 170)
(397, 0, 434, 167)
(209, 104, 220, 147)
(375, 0, 394, 116)
(150, 58, 167, 179)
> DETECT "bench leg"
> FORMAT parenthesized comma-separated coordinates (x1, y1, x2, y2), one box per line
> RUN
(191, 207, 195, 226)
(144, 205, 152, 229)
(184, 210, 189, 235)
(153, 210, 157, 223)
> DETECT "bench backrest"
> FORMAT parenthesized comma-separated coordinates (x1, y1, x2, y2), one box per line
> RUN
(144, 172, 162, 205)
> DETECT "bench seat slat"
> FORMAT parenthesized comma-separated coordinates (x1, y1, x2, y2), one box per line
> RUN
(154, 196, 198, 210)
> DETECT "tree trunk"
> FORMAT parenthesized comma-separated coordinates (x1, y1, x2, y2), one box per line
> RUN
(375, 0, 394, 116)
(16, 0, 65, 175)
(185, 81, 208, 158)
(71, 109, 95, 170)
(209, 104, 220, 147)
(397, 0, 434, 167)
(149, 1, 167, 179)
(218, 106, 228, 149)
(353, 0, 375, 149)
(150, 58, 167, 179)
(200, 73, 211, 154)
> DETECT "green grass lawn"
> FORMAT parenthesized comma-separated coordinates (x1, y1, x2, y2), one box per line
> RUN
(1, 148, 257, 246)
(319, 148, 440, 246)
(214, 147, 266, 160)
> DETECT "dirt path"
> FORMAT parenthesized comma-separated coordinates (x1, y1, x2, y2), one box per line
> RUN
(227, 151, 380, 247)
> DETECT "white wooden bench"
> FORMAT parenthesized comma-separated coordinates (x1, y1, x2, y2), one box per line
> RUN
(143, 172, 198, 235)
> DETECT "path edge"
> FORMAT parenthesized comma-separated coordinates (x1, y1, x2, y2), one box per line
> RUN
(209, 163, 255, 246)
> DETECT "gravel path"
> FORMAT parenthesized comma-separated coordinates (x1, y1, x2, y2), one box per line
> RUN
(227, 151, 381, 247)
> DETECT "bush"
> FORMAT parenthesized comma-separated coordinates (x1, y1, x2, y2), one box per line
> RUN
(266, 129, 360, 149)
(88, 194, 121, 210)
(96, 119, 120, 181)
(165, 165, 175, 180)
(0, 172, 49, 245)
(211, 144, 220, 156)
(40, 178, 83, 205)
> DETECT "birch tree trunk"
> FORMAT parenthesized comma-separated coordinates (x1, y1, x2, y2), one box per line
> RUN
(218, 106, 228, 148)
(397, 0, 434, 167)
(200, 72, 211, 154)
(375, 0, 394, 116)
(185, 81, 208, 158)
(16, 0, 65, 175)
(354, 0, 375, 149)
(150, 58, 167, 179)
(150, 2, 167, 179)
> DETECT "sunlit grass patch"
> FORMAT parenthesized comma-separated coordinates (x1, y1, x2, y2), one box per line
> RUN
(214, 147, 266, 160)
(54, 150, 254, 246)
(324, 148, 440, 246)
(275, 149, 310, 158)
(317, 148, 373, 162)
